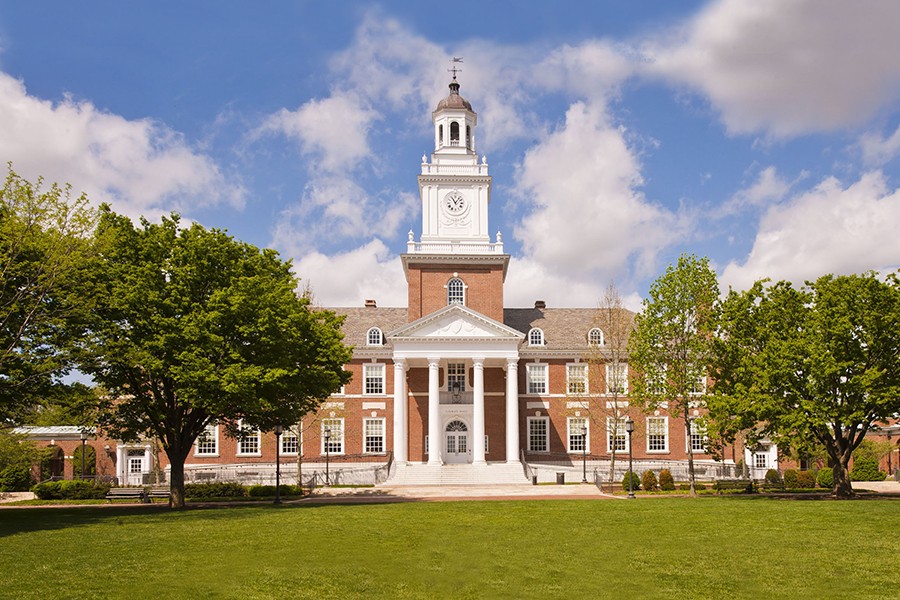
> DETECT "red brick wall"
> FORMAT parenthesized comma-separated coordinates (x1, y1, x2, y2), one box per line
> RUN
(407, 263, 505, 322)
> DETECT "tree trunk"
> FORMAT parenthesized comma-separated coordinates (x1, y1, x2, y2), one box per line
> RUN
(832, 461, 854, 498)
(167, 449, 188, 509)
(682, 408, 697, 496)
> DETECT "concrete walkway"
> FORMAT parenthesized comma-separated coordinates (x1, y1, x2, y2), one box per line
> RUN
(293, 483, 619, 504)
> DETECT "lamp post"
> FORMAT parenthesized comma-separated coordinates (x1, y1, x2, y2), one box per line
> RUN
(323, 428, 331, 486)
(79, 430, 87, 481)
(450, 380, 461, 403)
(581, 424, 588, 483)
(274, 425, 283, 505)
(625, 418, 635, 499)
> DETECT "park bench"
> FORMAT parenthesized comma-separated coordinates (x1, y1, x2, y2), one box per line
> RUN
(147, 487, 171, 502)
(714, 479, 754, 494)
(106, 487, 146, 502)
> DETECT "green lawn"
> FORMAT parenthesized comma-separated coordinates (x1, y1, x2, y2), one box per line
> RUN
(1, 497, 897, 599)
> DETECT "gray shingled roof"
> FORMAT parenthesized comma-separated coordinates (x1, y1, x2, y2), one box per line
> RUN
(331, 305, 633, 352)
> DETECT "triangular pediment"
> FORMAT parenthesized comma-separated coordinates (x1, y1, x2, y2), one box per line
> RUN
(389, 305, 524, 341)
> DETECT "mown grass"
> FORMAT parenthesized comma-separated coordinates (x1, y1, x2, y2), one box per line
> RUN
(0, 497, 897, 599)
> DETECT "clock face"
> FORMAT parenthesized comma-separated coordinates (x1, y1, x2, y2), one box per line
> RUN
(444, 192, 466, 215)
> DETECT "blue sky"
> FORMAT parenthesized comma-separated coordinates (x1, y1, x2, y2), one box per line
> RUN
(1, 0, 899, 310)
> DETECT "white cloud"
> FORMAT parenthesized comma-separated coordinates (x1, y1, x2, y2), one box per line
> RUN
(294, 239, 407, 308)
(859, 125, 900, 167)
(0, 72, 243, 220)
(717, 166, 795, 216)
(258, 93, 376, 172)
(646, 0, 900, 136)
(513, 101, 686, 281)
(721, 171, 900, 290)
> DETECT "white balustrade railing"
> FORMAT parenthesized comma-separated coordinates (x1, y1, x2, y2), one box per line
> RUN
(420, 163, 489, 176)
(407, 241, 504, 254)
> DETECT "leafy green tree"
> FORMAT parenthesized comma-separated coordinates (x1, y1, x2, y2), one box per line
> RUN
(629, 254, 719, 496)
(0, 427, 38, 491)
(710, 273, 900, 498)
(0, 167, 96, 422)
(76, 209, 352, 507)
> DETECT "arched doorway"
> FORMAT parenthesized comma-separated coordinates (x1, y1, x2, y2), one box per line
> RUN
(41, 446, 64, 481)
(444, 420, 470, 464)
(73, 445, 96, 480)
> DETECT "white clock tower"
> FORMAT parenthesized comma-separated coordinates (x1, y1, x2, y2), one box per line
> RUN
(403, 74, 509, 323)
(416, 74, 494, 245)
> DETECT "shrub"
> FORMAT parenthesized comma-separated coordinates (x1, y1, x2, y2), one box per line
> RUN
(817, 468, 834, 489)
(850, 457, 887, 482)
(622, 471, 641, 492)
(765, 469, 782, 485)
(658, 469, 675, 491)
(678, 482, 707, 491)
(782, 469, 799, 488)
(796, 470, 816, 489)
(32, 480, 110, 500)
(184, 482, 247, 498)
(247, 484, 303, 497)
(641, 470, 658, 492)
(0, 465, 33, 491)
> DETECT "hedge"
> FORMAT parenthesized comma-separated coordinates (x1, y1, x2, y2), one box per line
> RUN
(817, 468, 834, 489)
(850, 457, 887, 482)
(795, 470, 816, 489)
(32, 480, 111, 500)
(641, 470, 658, 492)
(0, 465, 33, 492)
(247, 484, 303, 497)
(183, 482, 247, 498)
(658, 469, 675, 491)
(621, 472, 641, 492)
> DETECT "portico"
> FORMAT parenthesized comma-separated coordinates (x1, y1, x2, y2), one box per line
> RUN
(389, 304, 523, 466)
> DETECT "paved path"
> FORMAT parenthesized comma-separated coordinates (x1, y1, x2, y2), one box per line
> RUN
(293, 483, 619, 504)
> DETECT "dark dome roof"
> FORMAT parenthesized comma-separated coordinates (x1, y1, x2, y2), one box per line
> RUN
(435, 79, 473, 111)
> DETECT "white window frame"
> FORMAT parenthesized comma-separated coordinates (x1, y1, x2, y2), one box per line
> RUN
(527, 416, 549, 453)
(606, 417, 627, 454)
(754, 452, 767, 469)
(447, 277, 465, 305)
(364, 363, 385, 395)
(322, 418, 344, 455)
(527, 363, 548, 395)
(567, 417, 589, 453)
(363, 418, 386, 454)
(690, 372, 708, 396)
(195, 424, 218, 457)
(688, 419, 708, 454)
(366, 327, 383, 346)
(606, 363, 628, 395)
(588, 328, 604, 346)
(566, 363, 588, 395)
(646, 416, 669, 453)
(280, 427, 299, 455)
(236, 420, 261, 456)
(648, 365, 667, 396)
(528, 328, 544, 347)
(447, 362, 466, 392)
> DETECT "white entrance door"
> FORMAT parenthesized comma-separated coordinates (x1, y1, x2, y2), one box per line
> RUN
(125, 450, 145, 485)
(444, 420, 470, 464)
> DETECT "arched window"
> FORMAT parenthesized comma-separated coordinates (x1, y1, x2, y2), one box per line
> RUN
(367, 327, 383, 346)
(446, 420, 468, 432)
(528, 328, 544, 346)
(466, 125, 471, 148)
(450, 121, 460, 145)
(447, 278, 464, 305)
(588, 328, 604, 346)
(438, 124, 443, 146)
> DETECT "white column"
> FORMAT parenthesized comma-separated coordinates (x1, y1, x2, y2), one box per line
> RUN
(428, 359, 442, 465)
(506, 358, 520, 463)
(116, 445, 124, 483)
(473, 358, 486, 464)
(393, 359, 408, 464)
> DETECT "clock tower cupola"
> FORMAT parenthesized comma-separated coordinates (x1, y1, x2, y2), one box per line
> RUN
(403, 72, 509, 322)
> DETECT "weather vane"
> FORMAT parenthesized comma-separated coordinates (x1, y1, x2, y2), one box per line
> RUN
(448, 57, 463, 79)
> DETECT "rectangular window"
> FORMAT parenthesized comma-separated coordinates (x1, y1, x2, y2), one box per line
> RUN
(568, 417, 589, 453)
(607, 417, 627, 453)
(237, 420, 260, 456)
(754, 452, 767, 469)
(648, 365, 667, 395)
(606, 364, 628, 395)
(195, 424, 218, 456)
(647, 417, 668, 452)
(322, 418, 344, 454)
(528, 417, 549, 453)
(527, 363, 548, 395)
(281, 427, 299, 455)
(689, 420, 707, 453)
(364, 418, 385, 454)
(447, 362, 466, 392)
(690, 373, 708, 396)
(364, 363, 385, 395)
(567, 364, 588, 395)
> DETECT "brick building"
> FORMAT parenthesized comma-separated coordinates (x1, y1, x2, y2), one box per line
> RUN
(20, 76, 793, 487)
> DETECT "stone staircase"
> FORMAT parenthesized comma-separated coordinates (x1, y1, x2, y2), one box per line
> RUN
(382, 462, 531, 486)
